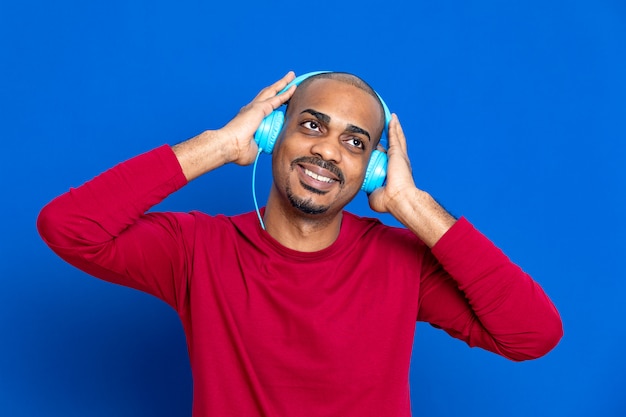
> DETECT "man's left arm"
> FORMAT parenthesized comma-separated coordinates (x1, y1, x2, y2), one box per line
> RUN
(369, 115, 563, 360)
(368, 114, 457, 247)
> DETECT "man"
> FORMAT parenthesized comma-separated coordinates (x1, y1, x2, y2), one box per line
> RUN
(38, 71, 562, 416)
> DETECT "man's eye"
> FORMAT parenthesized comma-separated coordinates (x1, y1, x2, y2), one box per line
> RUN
(347, 138, 364, 149)
(302, 120, 320, 131)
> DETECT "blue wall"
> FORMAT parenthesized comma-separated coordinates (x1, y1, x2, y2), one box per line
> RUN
(1, 1, 624, 416)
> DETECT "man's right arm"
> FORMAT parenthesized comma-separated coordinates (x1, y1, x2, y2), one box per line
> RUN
(37, 72, 296, 308)
(37, 145, 191, 309)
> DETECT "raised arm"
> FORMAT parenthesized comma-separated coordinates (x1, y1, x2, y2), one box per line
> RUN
(369, 115, 563, 360)
(368, 114, 457, 247)
(37, 72, 296, 308)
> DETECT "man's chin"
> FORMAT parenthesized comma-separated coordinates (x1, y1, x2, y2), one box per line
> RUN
(287, 194, 330, 216)
(300, 182, 330, 196)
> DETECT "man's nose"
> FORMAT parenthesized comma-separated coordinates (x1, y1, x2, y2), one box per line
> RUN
(310, 135, 342, 164)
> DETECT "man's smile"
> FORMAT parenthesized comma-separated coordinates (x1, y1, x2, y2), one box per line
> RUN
(302, 167, 334, 184)
(291, 157, 345, 195)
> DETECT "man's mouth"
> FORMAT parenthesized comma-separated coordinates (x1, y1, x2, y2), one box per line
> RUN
(291, 157, 345, 184)
(303, 168, 335, 184)
(290, 157, 345, 195)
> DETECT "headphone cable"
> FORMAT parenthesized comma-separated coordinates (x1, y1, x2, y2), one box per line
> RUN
(252, 148, 266, 230)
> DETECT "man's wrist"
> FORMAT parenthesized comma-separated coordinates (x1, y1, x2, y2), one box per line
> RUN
(172, 129, 233, 181)
(389, 188, 457, 247)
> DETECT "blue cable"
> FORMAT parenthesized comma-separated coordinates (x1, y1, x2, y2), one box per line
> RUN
(252, 148, 266, 230)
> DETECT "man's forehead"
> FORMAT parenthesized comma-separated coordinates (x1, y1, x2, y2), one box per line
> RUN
(287, 78, 385, 138)
(293, 77, 360, 100)
(290, 79, 380, 115)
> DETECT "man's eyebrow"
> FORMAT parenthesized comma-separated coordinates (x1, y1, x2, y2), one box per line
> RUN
(301, 109, 330, 124)
(300, 108, 371, 142)
(346, 124, 371, 142)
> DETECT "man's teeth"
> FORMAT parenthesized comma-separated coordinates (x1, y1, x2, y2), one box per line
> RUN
(304, 168, 334, 183)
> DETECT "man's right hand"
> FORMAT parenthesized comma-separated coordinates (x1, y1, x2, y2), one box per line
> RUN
(173, 71, 296, 181)
(221, 71, 296, 166)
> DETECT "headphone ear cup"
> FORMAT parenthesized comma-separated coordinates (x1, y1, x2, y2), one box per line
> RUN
(254, 110, 285, 154)
(361, 149, 388, 194)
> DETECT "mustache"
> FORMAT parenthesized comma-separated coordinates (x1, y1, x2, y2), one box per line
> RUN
(291, 157, 345, 184)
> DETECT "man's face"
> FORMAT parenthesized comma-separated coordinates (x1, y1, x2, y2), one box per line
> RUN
(271, 78, 384, 217)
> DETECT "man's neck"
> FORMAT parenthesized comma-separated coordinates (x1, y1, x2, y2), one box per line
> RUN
(263, 194, 343, 253)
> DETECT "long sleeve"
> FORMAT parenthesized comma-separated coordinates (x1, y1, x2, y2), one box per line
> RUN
(37, 145, 191, 310)
(417, 218, 563, 361)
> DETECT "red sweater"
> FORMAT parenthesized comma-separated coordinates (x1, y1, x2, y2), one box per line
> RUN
(38, 145, 562, 417)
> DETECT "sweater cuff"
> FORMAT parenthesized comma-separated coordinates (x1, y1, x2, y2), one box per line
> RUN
(430, 217, 511, 286)
(430, 216, 474, 257)
(91, 144, 188, 226)
(151, 144, 189, 192)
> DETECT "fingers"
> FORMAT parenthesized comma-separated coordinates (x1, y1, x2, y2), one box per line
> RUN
(388, 114, 408, 155)
(254, 71, 296, 101)
(367, 113, 415, 213)
(245, 71, 297, 119)
(386, 113, 413, 178)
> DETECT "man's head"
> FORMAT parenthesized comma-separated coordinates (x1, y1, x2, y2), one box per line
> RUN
(269, 72, 386, 219)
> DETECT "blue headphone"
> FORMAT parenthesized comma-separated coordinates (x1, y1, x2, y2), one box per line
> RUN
(254, 71, 391, 194)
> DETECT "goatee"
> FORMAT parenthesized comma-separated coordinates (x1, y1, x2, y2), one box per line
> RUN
(286, 183, 330, 215)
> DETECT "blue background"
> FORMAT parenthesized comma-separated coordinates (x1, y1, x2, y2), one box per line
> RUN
(1, 0, 624, 416)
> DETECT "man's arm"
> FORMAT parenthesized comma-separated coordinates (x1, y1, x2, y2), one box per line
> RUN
(368, 114, 457, 247)
(37, 72, 296, 307)
(369, 115, 563, 360)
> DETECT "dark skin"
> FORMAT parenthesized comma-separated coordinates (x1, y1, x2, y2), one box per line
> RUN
(173, 72, 456, 251)
(262, 78, 384, 249)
